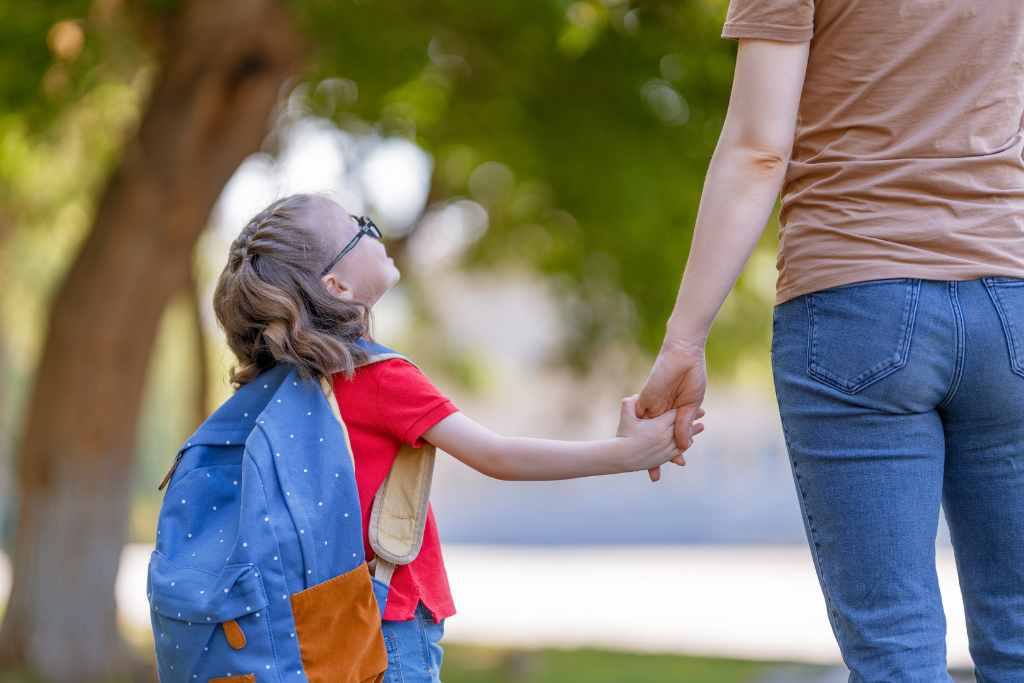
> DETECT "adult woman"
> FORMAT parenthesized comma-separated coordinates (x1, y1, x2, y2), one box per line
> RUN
(636, 1, 1024, 681)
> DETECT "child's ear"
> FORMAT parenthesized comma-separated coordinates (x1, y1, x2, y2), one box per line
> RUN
(322, 273, 356, 301)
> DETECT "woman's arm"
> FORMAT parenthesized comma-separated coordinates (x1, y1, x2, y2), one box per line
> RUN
(663, 37, 809, 351)
(421, 396, 702, 481)
(636, 38, 810, 446)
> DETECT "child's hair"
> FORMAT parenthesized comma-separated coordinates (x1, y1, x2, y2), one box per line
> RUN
(213, 193, 370, 389)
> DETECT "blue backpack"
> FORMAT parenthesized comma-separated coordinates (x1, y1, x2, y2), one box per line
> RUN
(148, 341, 436, 683)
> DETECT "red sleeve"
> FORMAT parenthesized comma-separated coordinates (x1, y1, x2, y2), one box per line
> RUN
(373, 359, 459, 447)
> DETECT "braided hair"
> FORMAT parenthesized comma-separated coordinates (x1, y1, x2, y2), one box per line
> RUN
(213, 193, 370, 389)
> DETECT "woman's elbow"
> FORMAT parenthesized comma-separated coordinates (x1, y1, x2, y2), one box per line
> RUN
(745, 147, 790, 173)
(726, 143, 791, 175)
(718, 133, 792, 175)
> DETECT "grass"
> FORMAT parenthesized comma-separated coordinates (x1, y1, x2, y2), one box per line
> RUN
(121, 611, 788, 682)
(440, 644, 781, 683)
(0, 647, 789, 683)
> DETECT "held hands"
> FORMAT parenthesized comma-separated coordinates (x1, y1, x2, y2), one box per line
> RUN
(615, 395, 703, 474)
(636, 338, 709, 482)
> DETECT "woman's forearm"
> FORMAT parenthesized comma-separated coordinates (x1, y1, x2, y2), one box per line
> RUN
(663, 144, 788, 348)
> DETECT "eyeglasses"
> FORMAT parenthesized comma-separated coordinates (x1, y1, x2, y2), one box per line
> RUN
(320, 215, 383, 276)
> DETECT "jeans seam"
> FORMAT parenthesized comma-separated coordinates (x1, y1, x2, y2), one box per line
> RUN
(984, 279, 1024, 378)
(416, 607, 435, 675)
(938, 281, 966, 409)
(383, 631, 404, 683)
(777, 415, 850, 658)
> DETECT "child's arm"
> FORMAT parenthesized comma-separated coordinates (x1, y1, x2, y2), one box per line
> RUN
(421, 396, 693, 481)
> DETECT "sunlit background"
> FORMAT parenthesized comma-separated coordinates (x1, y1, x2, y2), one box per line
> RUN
(0, 1, 972, 681)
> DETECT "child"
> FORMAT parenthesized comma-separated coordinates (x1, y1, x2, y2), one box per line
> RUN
(213, 193, 703, 683)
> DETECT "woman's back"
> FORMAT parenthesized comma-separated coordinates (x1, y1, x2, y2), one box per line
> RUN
(723, 0, 1024, 304)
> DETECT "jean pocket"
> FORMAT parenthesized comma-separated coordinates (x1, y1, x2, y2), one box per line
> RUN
(984, 279, 1024, 378)
(805, 279, 922, 393)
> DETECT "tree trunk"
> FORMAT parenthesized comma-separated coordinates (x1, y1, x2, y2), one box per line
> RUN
(0, 2, 301, 680)
(188, 266, 210, 430)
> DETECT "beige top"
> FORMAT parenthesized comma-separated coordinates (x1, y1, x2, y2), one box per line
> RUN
(722, 0, 1024, 305)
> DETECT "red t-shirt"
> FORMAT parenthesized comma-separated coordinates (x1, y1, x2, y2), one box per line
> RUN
(332, 359, 458, 623)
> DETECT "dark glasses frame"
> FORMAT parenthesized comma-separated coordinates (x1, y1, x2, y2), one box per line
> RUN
(320, 215, 383, 276)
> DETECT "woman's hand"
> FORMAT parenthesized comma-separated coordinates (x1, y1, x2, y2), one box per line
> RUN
(636, 338, 709, 481)
(615, 395, 688, 473)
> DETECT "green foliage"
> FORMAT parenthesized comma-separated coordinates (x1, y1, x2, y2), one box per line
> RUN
(1, 0, 774, 376)
(0, 1, 126, 130)
(295, 0, 773, 371)
(0, 75, 144, 357)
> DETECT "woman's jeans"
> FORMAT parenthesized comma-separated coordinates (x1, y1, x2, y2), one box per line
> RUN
(771, 276, 1024, 682)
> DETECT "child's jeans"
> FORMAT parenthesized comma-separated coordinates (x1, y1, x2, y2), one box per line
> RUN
(381, 602, 445, 683)
(771, 276, 1024, 682)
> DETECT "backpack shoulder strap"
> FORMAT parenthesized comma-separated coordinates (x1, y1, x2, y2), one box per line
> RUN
(322, 345, 437, 587)
(319, 374, 357, 471)
(366, 441, 435, 585)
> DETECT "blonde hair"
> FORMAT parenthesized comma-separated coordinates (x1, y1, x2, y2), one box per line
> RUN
(212, 193, 369, 389)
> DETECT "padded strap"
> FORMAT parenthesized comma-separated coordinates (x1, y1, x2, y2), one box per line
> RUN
(372, 559, 396, 587)
(319, 375, 356, 470)
(368, 442, 435, 567)
(322, 351, 436, 573)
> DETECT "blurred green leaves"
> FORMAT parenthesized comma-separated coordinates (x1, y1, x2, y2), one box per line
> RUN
(0, 1, 146, 130)
(1, 0, 774, 378)
(295, 0, 772, 371)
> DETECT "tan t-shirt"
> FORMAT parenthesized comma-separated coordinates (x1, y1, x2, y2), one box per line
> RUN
(722, 0, 1024, 305)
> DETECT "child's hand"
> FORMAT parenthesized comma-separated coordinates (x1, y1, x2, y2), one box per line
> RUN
(615, 395, 683, 473)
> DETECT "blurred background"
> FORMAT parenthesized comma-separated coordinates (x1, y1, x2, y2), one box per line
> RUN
(0, 1, 973, 681)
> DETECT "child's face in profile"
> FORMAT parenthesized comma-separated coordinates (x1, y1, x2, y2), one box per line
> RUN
(313, 197, 400, 307)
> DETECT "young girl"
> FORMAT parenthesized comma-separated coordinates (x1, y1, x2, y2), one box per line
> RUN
(213, 193, 703, 683)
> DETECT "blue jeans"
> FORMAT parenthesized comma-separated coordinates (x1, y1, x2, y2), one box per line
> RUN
(381, 602, 445, 683)
(771, 276, 1024, 682)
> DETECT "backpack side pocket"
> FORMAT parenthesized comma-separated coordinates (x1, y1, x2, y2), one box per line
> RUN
(289, 561, 387, 683)
(148, 550, 273, 682)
